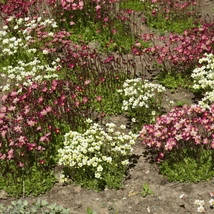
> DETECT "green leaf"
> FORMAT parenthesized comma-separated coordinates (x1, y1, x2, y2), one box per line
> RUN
(23, 200, 28, 206)
(41, 199, 49, 207)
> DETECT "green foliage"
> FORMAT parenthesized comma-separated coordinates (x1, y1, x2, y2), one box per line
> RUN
(147, 16, 198, 34)
(120, 0, 145, 12)
(120, 0, 199, 34)
(69, 14, 135, 53)
(157, 72, 191, 91)
(175, 100, 191, 107)
(87, 207, 97, 214)
(0, 199, 70, 214)
(0, 168, 56, 197)
(159, 147, 214, 182)
(140, 183, 154, 197)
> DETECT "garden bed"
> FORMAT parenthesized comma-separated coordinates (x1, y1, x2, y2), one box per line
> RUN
(0, 0, 214, 213)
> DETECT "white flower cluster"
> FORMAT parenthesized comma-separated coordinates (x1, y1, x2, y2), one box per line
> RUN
(192, 53, 214, 108)
(0, 16, 61, 92)
(0, 16, 57, 57)
(194, 199, 205, 213)
(6, 16, 58, 35)
(58, 119, 138, 182)
(0, 57, 60, 92)
(193, 197, 214, 213)
(118, 78, 166, 110)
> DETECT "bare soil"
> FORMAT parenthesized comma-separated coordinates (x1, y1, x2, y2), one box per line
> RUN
(0, 0, 214, 213)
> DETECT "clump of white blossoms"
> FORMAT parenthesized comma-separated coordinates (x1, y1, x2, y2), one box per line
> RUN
(191, 53, 214, 109)
(58, 119, 138, 185)
(0, 16, 61, 92)
(0, 57, 60, 92)
(118, 78, 165, 110)
(118, 78, 166, 129)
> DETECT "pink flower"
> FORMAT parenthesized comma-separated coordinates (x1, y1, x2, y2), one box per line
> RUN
(75, 101, 80, 107)
(1, 130, 7, 137)
(40, 159, 45, 164)
(0, 154, 6, 160)
(0, 107, 6, 113)
(27, 120, 37, 127)
(40, 109, 47, 116)
(37, 146, 45, 151)
(96, 5, 101, 10)
(46, 106, 52, 112)
(18, 162, 24, 167)
(37, 126, 42, 131)
(13, 97, 19, 104)
(24, 105, 30, 115)
(18, 136, 25, 142)
(14, 126, 22, 133)
(0, 113, 5, 119)
(82, 97, 88, 104)
(7, 149, 14, 160)
(11, 91, 18, 97)
(1, 95, 8, 102)
(70, 21, 75, 26)
(96, 96, 102, 102)
(211, 141, 214, 149)
(84, 80, 91, 85)
(79, 1, 84, 9)
(203, 138, 209, 145)
(8, 106, 16, 111)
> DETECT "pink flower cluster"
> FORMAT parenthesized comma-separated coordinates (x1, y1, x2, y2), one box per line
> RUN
(133, 22, 214, 73)
(140, 104, 214, 162)
(0, 79, 91, 171)
(0, 0, 33, 18)
(60, 0, 84, 10)
(148, 0, 198, 19)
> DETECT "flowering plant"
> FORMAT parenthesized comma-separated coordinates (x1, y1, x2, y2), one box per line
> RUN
(140, 104, 214, 182)
(118, 78, 166, 131)
(58, 119, 138, 190)
(0, 16, 66, 92)
(191, 53, 214, 109)
(194, 192, 214, 213)
(142, 0, 200, 33)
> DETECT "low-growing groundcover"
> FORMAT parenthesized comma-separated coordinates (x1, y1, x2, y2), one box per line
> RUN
(0, 0, 213, 213)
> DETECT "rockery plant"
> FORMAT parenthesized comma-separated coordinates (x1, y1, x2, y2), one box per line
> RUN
(191, 53, 214, 109)
(140, 104, 214, 182)
(58, 119, 138, 190)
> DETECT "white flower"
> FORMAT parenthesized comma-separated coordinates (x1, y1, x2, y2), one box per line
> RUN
(194, 200, 205, 206)
(97, 165, 103, 172)
(197, 206, 205, 213)
(106, 157, 112, 163)
(131, 118, 136, 123)
(43, 49, 49, 55)
(95, 172, 101, 179)
(209, 198, 214, 206)
(121, 160, 129, 165)
(92, 162, 98, 167)
(120, 124, 126, 129)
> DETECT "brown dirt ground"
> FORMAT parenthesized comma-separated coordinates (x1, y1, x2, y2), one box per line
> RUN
(0, 0, 214, 213)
